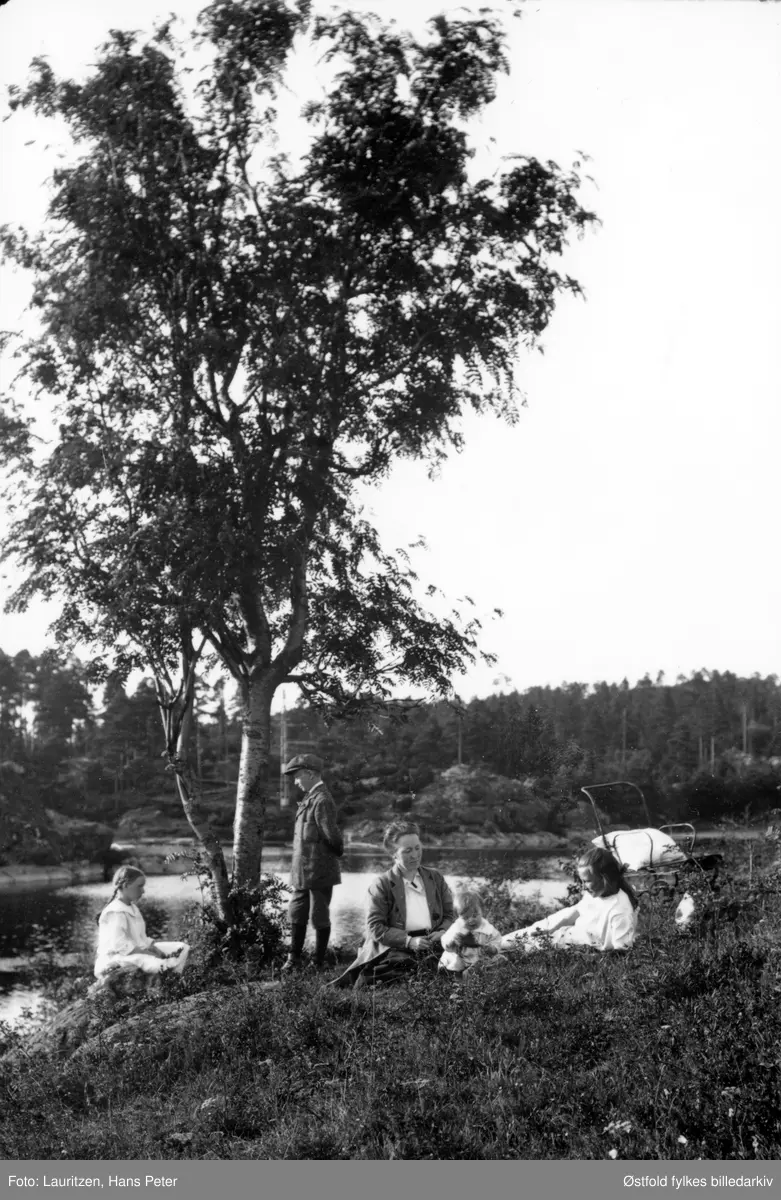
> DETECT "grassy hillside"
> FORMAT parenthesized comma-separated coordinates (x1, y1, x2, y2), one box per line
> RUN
(2, 837, 779, 1160)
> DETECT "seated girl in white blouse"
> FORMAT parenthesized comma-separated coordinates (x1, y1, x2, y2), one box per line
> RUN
(94, 866, 190, 980)
(500, 847, 639, 953)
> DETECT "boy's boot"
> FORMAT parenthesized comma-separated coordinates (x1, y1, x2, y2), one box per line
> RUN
(313, 926, 331, 970)
(282, 923, 307, 973)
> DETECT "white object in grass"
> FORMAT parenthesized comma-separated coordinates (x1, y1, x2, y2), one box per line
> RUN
(592, 828, 687, 872)
(674, 892, 697, 932)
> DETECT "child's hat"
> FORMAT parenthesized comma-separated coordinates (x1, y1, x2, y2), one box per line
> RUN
(282, 753, 324, 774)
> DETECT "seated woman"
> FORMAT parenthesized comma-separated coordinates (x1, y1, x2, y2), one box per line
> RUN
(500, 846, 639, 953)
(95, 866, 190, 982)
(332, 820, 454, 989)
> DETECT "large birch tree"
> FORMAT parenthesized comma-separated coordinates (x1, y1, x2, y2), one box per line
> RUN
(1, 0, 596, 915)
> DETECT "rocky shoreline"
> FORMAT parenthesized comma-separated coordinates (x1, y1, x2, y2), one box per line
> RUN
(0, 863, 106, 889)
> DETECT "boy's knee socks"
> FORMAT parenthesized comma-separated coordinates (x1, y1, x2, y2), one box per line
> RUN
(289, 923, 307, 959)
(314, 926, 331, 965)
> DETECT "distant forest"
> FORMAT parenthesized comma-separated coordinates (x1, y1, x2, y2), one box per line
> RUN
(1, 648, 780, 826)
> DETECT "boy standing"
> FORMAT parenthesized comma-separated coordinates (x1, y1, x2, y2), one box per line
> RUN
(281, 754, 344, 971)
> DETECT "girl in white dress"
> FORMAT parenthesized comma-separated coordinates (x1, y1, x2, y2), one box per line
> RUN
(500, 847, 639, 953)
(439, 889, 504, 975)
(94, 866, 190, 980)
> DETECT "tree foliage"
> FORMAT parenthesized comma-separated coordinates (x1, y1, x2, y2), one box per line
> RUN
(1, 1, 596, 891)
(290, 669, 781, 824)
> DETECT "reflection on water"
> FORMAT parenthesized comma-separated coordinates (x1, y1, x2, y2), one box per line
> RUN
(0, 984, 50, 1027)
(0, 847, 571, 1026)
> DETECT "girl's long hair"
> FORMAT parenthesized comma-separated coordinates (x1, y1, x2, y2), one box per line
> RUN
(577, 846, 639, 910)
(96, 865, 145, 925)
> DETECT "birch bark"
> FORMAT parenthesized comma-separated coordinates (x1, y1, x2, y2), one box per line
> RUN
(232, 671, 278, 886)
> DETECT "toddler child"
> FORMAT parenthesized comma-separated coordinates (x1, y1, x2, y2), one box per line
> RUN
(439, 888, 503, 975)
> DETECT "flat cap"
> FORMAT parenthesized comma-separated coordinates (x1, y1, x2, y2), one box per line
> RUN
(282, 753, 324, 775)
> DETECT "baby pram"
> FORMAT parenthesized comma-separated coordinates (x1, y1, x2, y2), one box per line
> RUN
(581, 780, 722, 898)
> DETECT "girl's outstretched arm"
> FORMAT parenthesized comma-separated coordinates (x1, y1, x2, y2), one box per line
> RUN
(529, 902, 580, 933)
(500, 901, 580, 949)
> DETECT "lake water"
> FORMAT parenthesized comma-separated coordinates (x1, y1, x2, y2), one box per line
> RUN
(0, 847, 571, 1026)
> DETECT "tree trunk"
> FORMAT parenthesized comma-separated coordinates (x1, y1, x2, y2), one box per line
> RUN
(171, 701, 233, 925)
(172, 772, 232, 924)
(232, 671, 277, 886)
(153, 644, 233, 926)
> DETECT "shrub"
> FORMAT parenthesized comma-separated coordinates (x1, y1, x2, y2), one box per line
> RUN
(189, 877, 289, 974)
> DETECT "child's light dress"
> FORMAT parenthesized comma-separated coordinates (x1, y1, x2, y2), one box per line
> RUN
(439, 915, 504, 973)
(94, 898, 190, 979)
(500, 889, 637, 953)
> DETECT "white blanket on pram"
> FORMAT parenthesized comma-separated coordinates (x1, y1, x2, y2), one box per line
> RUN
(592, 828, 687, 871)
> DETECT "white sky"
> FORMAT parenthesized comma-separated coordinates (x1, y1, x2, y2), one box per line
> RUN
(1, 0, 780, 701)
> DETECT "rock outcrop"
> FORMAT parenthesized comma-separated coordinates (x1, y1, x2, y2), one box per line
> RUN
(69, 982, 281, 1065)
(2, 979, 281, 1064)
(115, 806, 193, 842)
(420, 765, 551, 831)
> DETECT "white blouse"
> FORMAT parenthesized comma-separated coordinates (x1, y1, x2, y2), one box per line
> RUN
(403, 874, 432, 932)
(96, 898, 155, 961)
(569, 890, 637, 950)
